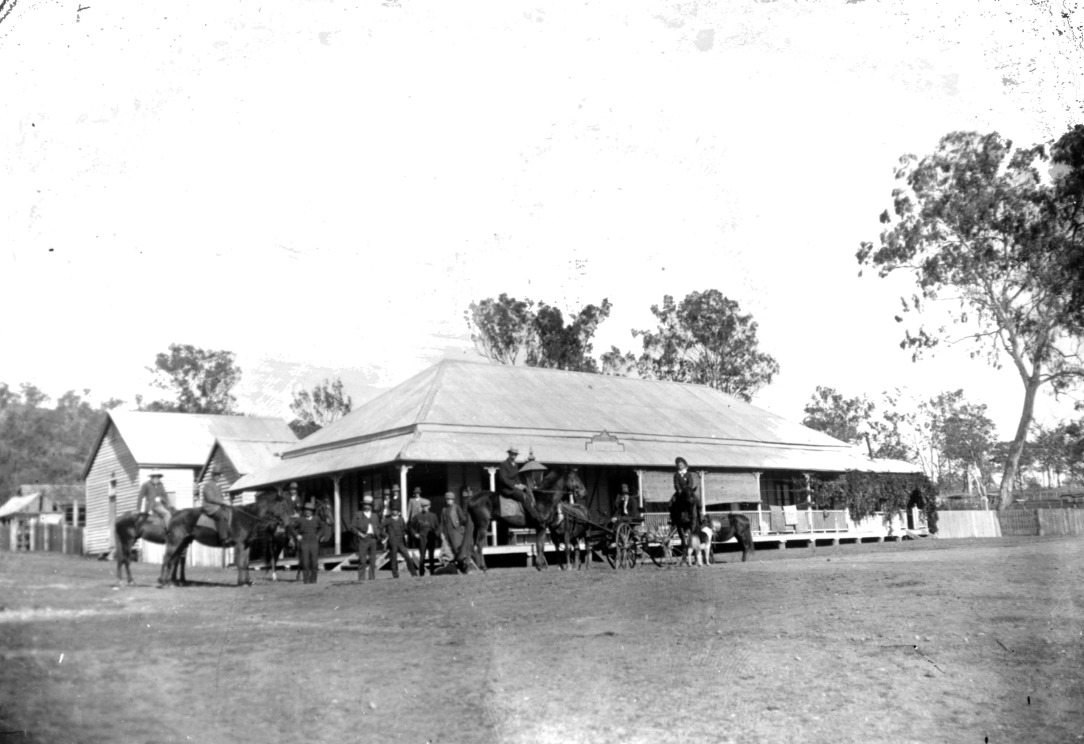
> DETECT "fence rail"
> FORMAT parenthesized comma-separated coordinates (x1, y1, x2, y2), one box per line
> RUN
(1036, 509, 1084, 536)
(1, 520, 84, 556)
(998, 509, 1040, 536)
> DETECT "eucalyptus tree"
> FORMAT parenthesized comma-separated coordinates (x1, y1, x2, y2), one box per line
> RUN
(465, 294, 613, 372)
(289, 377, 353, 439)
(608, 290, 779, 402)
(858, 130, 1084, 509)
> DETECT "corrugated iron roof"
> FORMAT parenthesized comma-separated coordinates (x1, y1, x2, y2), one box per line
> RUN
(211, 437, 298, 476)
(232, 360, 920, 490)
(287, 359, 850, 456)
(0, 493, 41, 519)
(82, 411, 296, 478)
(230, 433, 416, 491)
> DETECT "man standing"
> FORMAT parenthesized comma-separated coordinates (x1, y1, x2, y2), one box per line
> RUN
(389, 484, 401, 518)
(200, 465, 232, 544)
(138, 471, 173, 525)
(352, 495, 381, 582)
(440, 491, 468, 572)
(497, 447, 541, 522)
(381, 503, 417, 578)
(407, 486, 430, 523)
(409, 501, 440, 576)
(292, 501, 330, 584)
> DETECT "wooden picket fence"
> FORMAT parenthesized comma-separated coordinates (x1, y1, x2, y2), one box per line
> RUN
(1036, 509, 1084, 536)
(997, 509, 1040, 536)
(0, 519, 84, 556)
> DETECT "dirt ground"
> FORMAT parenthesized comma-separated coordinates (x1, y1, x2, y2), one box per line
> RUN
(1, 537, 1082, 744)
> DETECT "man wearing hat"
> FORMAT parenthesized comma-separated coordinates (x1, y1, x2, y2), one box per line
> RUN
(497, 447, 542, 523)
(351, 495, 382, 581)
(292, 500, 330, 584)
(138, 471, 173, 526)
(381, 502, 417, 578)
(440, 491, 469, 571)
(199, 465, 232, 544)
(409, 500, 440, 575)
(406, 487, 430, 523)
(611, 483, 641, 522)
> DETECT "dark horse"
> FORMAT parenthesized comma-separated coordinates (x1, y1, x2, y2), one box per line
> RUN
(702, 513, 756, 563)
(114, 511, 187, 586)
(158, 496, 293, 587)
(669, 485, 700, 566)
(549, 502, 593, 570)
(464, 467, 587, 572)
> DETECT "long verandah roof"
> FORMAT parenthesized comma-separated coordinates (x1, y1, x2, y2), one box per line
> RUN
(231, 359, 918, 491)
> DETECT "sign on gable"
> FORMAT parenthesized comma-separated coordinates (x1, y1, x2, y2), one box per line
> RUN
(586, 430, 625, 452)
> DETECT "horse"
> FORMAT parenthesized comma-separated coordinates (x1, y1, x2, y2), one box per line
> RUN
(246, 492, 338, 582)
(550, 502, 593, 570)
(464, 467, 587, 572)
(157, 496, 293, 587)
(669, 485, 700, 567)
(114, 511, 187, 586)
(701, 513, 755, 563)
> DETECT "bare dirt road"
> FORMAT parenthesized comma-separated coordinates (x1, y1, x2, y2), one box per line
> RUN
(1, 537, 1081, 744)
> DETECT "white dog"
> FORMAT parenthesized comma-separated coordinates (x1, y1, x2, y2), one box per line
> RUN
(693, 518, 715, 566)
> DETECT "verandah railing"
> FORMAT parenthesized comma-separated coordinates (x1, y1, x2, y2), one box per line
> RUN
(642, 508, 916, 540)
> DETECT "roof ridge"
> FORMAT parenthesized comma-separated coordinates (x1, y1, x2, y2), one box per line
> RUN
(414, 361, 447, 424)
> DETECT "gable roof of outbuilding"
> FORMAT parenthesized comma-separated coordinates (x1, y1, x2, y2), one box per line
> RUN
(200, 436, 299, 482)
(230, 360, 918, 491)
(81, 411, 296, 479)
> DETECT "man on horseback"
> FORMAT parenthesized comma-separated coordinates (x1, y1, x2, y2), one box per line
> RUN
(138, 471, 173, 526)
(670, 457, 698, 508)
(497, 447, 543, 523)
(200, 465, 232, 545)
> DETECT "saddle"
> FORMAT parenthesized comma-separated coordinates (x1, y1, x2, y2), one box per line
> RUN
(498, 495, 525, 521)
(196, 508, 232, 532)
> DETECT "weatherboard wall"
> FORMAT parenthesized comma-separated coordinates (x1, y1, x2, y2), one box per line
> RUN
(83, 421, 140, 556)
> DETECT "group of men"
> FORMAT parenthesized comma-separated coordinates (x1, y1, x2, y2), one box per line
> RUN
(136, 447, 685, 581)
(350, 487, 468, 581)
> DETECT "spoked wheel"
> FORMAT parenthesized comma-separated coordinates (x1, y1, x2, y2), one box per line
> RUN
(648, 530, 679, 567)
(614, 522, 633, 569)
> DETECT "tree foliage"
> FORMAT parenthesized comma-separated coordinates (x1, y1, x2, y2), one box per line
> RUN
(604, 290, 779, 402)
(802, 386, 877, 446)
(141, 343, 242, 414)
(801, 471, 939, 532)
(289, 378, 353, 439)
(0, 386, 120, 500)
(918, 391, 996, 496)
(857, 129, 1084, 509)
(465, 294, 613, 372)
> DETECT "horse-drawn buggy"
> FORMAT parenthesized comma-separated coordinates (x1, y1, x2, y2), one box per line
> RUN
(551, 505, 683, 569)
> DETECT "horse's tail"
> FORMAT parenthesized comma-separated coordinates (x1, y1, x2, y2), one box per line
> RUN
(729, 513, 755, 557)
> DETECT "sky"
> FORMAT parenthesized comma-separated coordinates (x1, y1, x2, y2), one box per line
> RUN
(2, 0, 1082, 439)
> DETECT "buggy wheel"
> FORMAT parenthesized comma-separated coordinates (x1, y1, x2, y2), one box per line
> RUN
(614, 522, 634, 569)
(648, 530, 678, 567)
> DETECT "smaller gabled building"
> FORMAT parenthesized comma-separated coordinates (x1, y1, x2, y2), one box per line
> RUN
(197, 435, 299, 503)
(81, 411, 296, 557)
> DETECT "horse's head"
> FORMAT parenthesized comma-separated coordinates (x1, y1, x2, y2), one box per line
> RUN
(534, 467, 587, 502)
(562, 468, 587, 502)
(254, 492, 294, 528)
